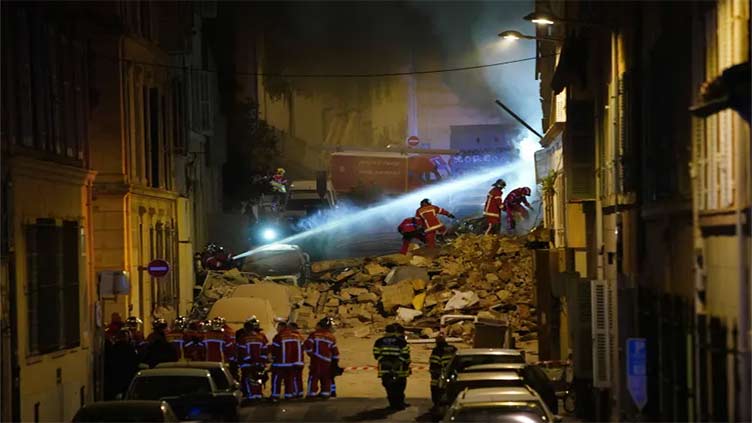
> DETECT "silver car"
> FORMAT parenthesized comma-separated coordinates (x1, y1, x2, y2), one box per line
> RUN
(443, 386, 560, 423)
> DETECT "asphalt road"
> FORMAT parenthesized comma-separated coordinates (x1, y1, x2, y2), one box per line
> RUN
(239, 397, 435, 422)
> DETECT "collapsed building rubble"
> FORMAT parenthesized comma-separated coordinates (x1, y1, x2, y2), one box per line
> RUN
(299, 231, 546, 348)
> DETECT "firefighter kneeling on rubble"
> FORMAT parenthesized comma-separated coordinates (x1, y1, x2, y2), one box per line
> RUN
(373, 323, 411, 410)
(415, 199, 455, 248)
(397, 217, 425, 254)
(429, 333, 457, 408)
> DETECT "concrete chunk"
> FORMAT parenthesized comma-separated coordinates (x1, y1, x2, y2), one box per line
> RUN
(381, 280, 415, 312)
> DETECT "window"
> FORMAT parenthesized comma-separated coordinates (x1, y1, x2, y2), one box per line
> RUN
(695, 0, 749, 211)
(26, 219, 80, 355)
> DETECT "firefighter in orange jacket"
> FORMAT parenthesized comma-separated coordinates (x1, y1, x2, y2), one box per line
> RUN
(269, 320, 304, 400)
(183, 320, 207, 361)
(484, 179, 506, 235)
(166, 316, 187, 361)
(397, 217, 425, 254)
(304, 317, 340, 399)
(415, 199, 455, 248)
(289, 322, 306, 398)
(237, 317, 269, 400)
(204, 317, 227, 362)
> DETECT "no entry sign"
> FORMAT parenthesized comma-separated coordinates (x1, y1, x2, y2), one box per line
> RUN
(407, 135, 420, 147)
(147, 259, 170, 278)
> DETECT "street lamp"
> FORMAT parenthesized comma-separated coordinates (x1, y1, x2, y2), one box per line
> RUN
(498, 30, 562, 43)
(524, 11, 556, 25)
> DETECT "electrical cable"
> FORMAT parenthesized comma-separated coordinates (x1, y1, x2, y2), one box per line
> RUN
(94, 53, 557, 79)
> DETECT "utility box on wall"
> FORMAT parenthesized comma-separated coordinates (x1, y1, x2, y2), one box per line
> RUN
(98, 270, 130, 297)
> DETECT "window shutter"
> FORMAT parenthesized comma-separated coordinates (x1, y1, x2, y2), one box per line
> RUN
(564, 101, 596, 201)
(591, 279, 612, 388)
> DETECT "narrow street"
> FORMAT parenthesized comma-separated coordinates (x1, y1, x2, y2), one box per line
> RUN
(239, 398, 435, 422)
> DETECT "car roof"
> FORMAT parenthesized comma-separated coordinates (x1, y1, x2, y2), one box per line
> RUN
(456, 371, 524, 381)
(78, 401, 167, 411)
(156, 361, 225, 369)
(457, 387, 539, 404)
(463, 363, 526, 372)
(135, 368, 211, 378)
(456, 348, 524, 356)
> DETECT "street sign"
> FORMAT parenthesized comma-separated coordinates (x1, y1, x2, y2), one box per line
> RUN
(146, 259, 170, 278)
(407, 135, 420, 147)
(627, 337, 647, 411)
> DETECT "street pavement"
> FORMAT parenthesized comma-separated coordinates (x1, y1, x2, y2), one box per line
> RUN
(239, 397, 435, 422)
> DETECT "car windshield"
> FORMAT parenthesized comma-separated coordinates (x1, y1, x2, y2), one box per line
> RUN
(127, 376, 212, 400)
(453, 354, 525, 372)
(450, 403, 548, 423)
(207, 368, 231, 390)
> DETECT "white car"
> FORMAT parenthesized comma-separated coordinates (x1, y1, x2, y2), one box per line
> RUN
(155, 361, 242, 403)
(443, 386, 560, 423)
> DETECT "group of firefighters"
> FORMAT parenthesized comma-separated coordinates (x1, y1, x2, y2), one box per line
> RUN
(104, 313, 342, 402)
(397, 179, 533, 253)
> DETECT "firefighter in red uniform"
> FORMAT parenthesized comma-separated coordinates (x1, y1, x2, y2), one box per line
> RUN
(397, 217, 425, 254)
(484, 179, 506, 235)
(166, 316, 187, 361)
(269, 320, 304, 400)
(183, 320, 208, 361)
(204, 317, 227, 362)
(125, 316, 148, 359)
(289, 322, 306, 398)
(224, 322, 239, 379)
(415, 199, 455, 248)
(503, 186, 533, 230)
(105, 312, 124, 344)
(237, 317, 269, 401)
(304, 317, 340, 399)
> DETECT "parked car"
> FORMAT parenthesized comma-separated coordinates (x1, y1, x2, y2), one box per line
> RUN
(125, 368, 238, 421)
(438, 348, 526, 394)
(72, 401, 178, 422)
(442, 370, 525, 405)
(155, 361, 242, 403)
(461, 363, 558, 413)
(443, 386, 559, 423)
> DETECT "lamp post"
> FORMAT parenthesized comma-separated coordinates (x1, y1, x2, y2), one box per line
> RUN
(523, 11, 610, 28)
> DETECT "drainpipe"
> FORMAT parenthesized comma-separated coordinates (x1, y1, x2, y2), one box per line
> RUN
(736, 114, 751, 422)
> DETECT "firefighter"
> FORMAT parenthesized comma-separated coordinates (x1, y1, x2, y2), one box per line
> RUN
(289, 322, 306, 398)
(269, 320, 304, 401)
(484, 179, 506, 235)
(503, 186, 533, 230)
(373, 323, 411, 410)
(205, 317, 226, 362)
(238, 316, 269, 401)
(166, 316, 187, 361)
(143, 318, 177, 368)
(415, 199, 455, 248)
(105, 312, 124, 344)
(429, 333, 457, 408)
(183, 320, 208, 361)
(304, 317, 340, 399)
(397, 217, 425, 254)
(125, 316, 147, 358)
(104, 327, 139, 400)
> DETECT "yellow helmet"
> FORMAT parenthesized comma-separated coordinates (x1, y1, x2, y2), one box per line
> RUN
(276, 167, 286, 175)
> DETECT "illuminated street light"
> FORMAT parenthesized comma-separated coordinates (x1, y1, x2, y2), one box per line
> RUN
(524, 12, 556, 25)
(498, 30, 562, 43)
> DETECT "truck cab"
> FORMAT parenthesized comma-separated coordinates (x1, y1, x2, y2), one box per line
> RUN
(284, 179, 337, 219)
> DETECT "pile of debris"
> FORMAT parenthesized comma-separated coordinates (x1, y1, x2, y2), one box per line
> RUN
(191, 269, 261, 318)
(297, 231, 545, 344)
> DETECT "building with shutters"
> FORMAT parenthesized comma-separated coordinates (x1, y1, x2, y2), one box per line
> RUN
(533, 0, 749, 421)
(1, 4, 97, 421)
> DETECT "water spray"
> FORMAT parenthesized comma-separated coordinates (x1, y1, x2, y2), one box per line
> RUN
(234, 160, 537, 260)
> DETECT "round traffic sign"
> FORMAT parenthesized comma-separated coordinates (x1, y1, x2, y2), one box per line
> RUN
(407, 135, 420, 147)
(147, 259, 170, 278)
